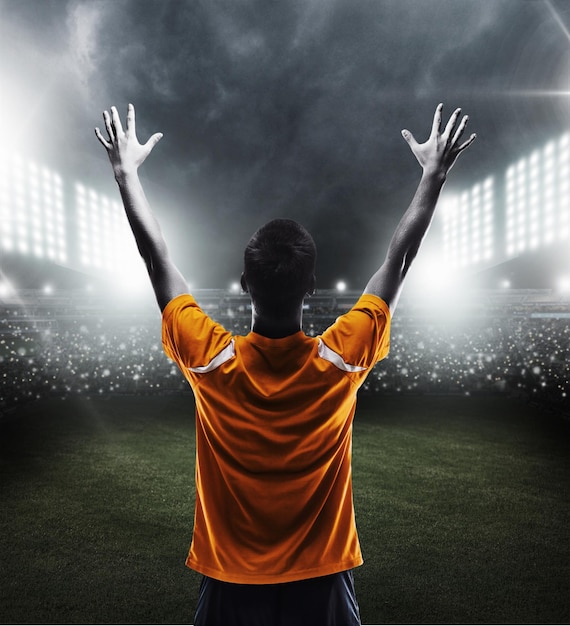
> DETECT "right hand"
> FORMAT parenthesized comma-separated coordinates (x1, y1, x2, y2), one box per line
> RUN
(401, 103, 476, 179)
(95, 104, 163, 180)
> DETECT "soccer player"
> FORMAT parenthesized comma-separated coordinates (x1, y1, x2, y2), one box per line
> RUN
(95, 102, 475, 625)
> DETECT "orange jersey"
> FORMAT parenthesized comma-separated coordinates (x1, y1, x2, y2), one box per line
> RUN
(162, 293, 390, 584)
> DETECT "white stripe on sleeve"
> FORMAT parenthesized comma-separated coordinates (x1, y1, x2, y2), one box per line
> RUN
(317, 339, 367, 373)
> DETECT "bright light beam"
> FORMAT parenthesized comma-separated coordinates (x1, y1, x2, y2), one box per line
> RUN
(507, 90, 570, 97)
(505, 2, 570, 100)
(545, 0, 570, 45)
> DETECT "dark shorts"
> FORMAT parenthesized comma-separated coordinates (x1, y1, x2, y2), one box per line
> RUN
(194, 569, 361, 626)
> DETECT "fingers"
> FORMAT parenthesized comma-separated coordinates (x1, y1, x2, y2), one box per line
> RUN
(144, 132, 163, 152)
(94, 127, 111, 149)
(96, 104, 164, 169)
(457, 132, 477, 154)
(110, 105, 124, 137)
(431, 103, 443, 137)
(103, 109, 114, 142)
(441, 107, 476, 156)
(100, 104, 131, 145)
(443, 107, 462, 143)
(401, 128, 418, 150)
(126, 103, 135, 134)
(451, 114, 469, 146)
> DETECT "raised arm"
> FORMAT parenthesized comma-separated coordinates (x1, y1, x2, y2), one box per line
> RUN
(95, 104, 188, 311)
(364, 103, 476, 313)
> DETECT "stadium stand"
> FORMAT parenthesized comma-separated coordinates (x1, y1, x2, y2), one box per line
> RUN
(2, 130, 569, 419)
(1, 288, 568, 418)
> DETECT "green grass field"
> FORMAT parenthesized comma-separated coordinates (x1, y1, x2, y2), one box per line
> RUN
(1, 393, 568, 625)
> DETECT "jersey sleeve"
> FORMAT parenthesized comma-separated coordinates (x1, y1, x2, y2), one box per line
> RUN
(161, 293, 233, 373)
(319, 293, 391, 371)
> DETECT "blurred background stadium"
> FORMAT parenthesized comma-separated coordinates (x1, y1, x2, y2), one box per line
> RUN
(1, 1, 569, 623)
(1, 0, 569, 421)
(1, 132, 568, 418)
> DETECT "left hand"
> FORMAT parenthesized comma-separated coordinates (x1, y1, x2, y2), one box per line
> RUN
(95, 104, 163, 180)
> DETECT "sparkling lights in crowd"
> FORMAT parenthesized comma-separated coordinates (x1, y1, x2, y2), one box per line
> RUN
(0, 293, 567, 416)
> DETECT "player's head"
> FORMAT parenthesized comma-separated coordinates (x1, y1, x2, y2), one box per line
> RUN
(241, 218, 316, 317)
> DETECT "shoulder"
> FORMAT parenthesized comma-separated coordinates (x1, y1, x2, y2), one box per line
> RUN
(325, 294, 391, 333)
(162, 293, 234, 368)
(162, 293, 229, 337)
(319, 293, 391, 368)
(349, 293, 391, 321)
(162, 293, 199, 321)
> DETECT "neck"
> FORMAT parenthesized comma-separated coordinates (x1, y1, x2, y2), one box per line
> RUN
(250, 306, 303, 339)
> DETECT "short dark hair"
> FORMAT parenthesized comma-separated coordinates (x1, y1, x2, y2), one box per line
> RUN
(243, 219, 316, 317)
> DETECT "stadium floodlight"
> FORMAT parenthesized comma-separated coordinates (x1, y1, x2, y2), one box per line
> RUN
(440, 193, 460, 266)
(528, 153, 539, 242)
(77, 184, 132, 273)
(0, 155, 68, 262)
(230, 281, 240, 294)
(507, 157, 527, 255)
(504, 146, 555, 257)
(75, 183, 152, 298)
(336, 280, 347, 292)
(483, 183, 495, 261)
(556, 133, 570, 240)
(443, 176, 496, 269)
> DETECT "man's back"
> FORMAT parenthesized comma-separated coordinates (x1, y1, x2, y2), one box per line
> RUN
(162, 292, 390, 583)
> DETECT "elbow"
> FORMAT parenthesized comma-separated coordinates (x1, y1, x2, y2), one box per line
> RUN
(401, 250, 417, 278)
(386, 248, 414, 281)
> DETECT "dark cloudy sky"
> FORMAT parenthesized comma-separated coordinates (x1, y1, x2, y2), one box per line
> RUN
(1, 0, 569, 289)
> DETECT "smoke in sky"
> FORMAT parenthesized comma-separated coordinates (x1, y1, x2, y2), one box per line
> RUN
(1, 0, 569, 286)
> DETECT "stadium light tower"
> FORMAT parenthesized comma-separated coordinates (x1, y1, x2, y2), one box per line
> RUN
(75, 181, 149, 296)
(0, 155, 67, 264)
(440, 177, 495, 269)
(502, 129, 570, 271)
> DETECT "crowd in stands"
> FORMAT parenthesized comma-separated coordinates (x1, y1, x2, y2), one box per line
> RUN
(1, 289, 568, 417)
